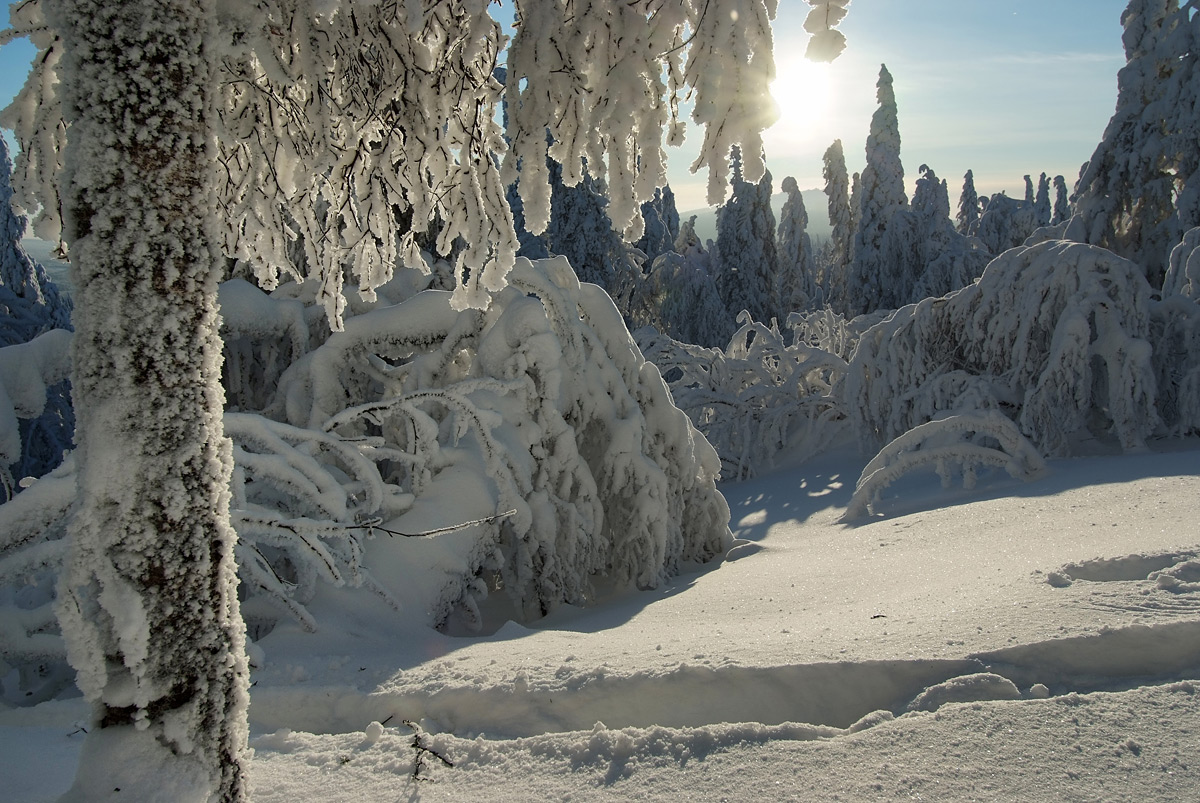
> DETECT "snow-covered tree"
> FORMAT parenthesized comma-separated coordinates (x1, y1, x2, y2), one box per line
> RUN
(1068, 0, 1200, 287)
(846, 64, 908, 315)
(821, 139, 852, 308)
(0, 137, 71, 346)
(1023, 174, 1035, 205)
(974, 193, 1040, 254)
(1052, 174, 1071, 225)
(956, 169, 980, 235)
(512, 155, 634, 290)
(1034, 172, 1052, 226)
(776, 176, 818, 313)
(637, 185, 681, 262)
(45, 2, 250, 799)
(1, 136, 74, 491)
(713, 147, 780, 324)
(848, 240, 1159, 458)
(626, 218, 733, 347)
(906, 165, 991, 301)
(7, 0, 785, 324)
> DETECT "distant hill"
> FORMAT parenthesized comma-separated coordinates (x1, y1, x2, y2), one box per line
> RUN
(680, 189, 833, 249)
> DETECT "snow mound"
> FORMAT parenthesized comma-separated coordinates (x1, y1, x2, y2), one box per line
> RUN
(906, 672, 1021, 712)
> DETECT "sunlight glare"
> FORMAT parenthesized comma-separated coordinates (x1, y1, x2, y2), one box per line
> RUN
(769, 54, 835, 140)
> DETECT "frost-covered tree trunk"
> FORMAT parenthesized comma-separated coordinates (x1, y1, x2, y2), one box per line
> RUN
(51, 1, 249, 799)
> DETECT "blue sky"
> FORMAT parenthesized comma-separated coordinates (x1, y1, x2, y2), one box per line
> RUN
(1, 1, 1131, 212)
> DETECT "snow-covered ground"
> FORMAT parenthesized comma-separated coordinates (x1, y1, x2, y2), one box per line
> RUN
(5, 440, 1200, 801)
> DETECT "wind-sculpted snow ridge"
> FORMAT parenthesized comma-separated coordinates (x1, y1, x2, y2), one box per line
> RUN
(637, 314, 848, 481)
(848, 240, 1159, 457)
(243, 619, 1200, 748)
(843, 411, 1047, 521)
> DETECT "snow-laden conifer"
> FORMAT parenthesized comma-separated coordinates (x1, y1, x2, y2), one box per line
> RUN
(0, 136, 74, 490)
(1069, 0, 1200, 286)
(713, 148, 780, 324)
(956, 169, 980, 235)
(1034, 172, 1052, 226)
(638, 185, 682, 263)
(821, 139, 852, 309)
(627, 222, 733, 348)
(1052, 175, 1071, 225)
(846, 65, 907, 315)
(974, 193, 1040, 255)
(776, 176, 818, 313)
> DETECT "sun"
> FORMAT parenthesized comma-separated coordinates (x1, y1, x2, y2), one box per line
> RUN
(768, 54, 835, 140)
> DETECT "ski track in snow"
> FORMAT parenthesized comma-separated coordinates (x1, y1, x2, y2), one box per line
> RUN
(4, 441, 1200, 800)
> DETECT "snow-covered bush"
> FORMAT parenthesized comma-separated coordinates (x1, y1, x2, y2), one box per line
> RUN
(843, 411, 1047, 520)
(266, 256, 732, 625)
(847, 240, 1159, 457)
(1, 256, 733, 695)
(637, 314, 848, 481)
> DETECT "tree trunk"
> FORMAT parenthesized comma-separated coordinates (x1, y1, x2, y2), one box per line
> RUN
(52, 0, 249, 799)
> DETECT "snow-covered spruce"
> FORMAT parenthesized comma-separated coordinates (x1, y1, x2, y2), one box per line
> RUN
(845, 64, 907, 316)
(843, 411, 1047, 521)
(626, 231, 733, 349)
(1068, 0, 1200, 288)
(49, 1, 249, 798)
(820, 138, 852, 310)
(1150, 296, 1200, 439)
(776, 176, 819, 313)
(847, 240, 1158, 458)
(637, 314, 848, 481)
(713, 148, 780, 325)
(266, 256, 731, 626)
(956, 169, 980, 236)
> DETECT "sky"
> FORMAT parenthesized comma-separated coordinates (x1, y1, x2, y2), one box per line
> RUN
(1, 1, 1131, 214)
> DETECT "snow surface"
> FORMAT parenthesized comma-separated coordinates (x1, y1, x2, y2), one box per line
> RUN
(4, 440, 1200, 801)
